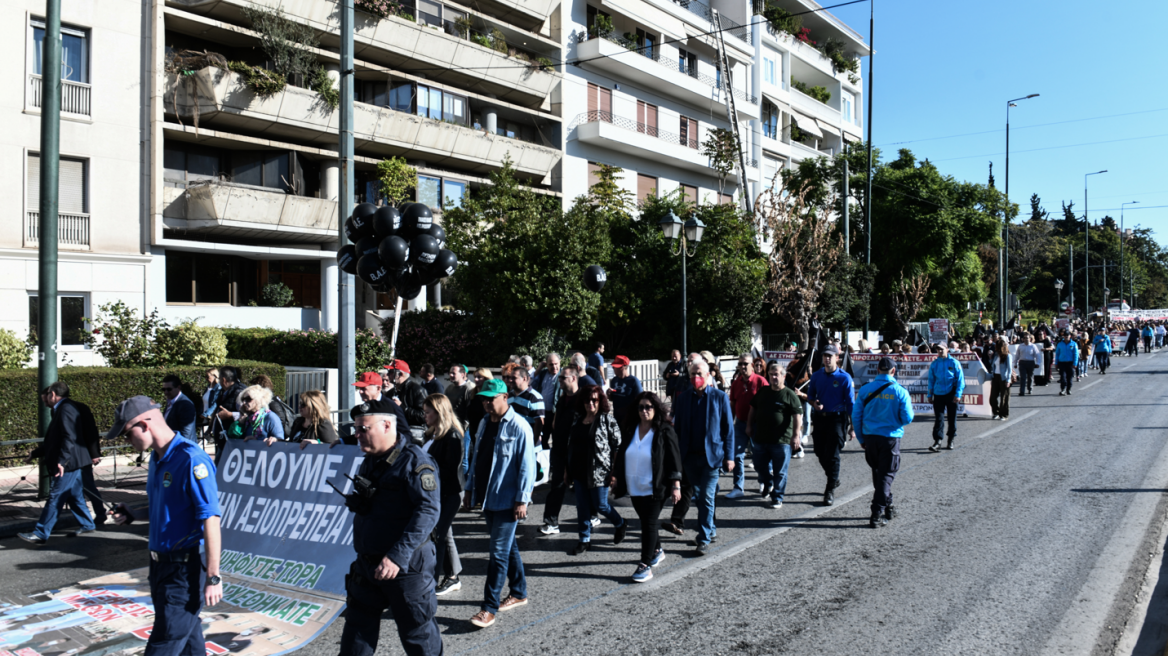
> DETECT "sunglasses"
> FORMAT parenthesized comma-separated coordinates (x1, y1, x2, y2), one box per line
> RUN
(240, 396, 252, 403)
(638, 404, 654, 411)
(586, 397, 600, 404)
(162, 386, 176, 392)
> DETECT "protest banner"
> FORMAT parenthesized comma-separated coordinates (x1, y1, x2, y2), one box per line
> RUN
(928, 319, 950, 344)
(1111, 309, 1168, 321)
(0, 440, 363, 656)
(851, 353, 992, 418)
(1110, 331, 1129, 351)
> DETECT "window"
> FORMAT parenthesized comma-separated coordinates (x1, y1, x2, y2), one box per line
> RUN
(763, 57, 776, 86)
(31, 20, 89, 83)
(586, 6, 610, 33)
(27, 153, 86, 214)
(680, 116, 698, 149)
(637, 174, 657, 201)
(636, 100, 657, 136)
(231, 152, 289, 190)
(418, 175, 442, 210)
(720, 193, 733, 205)
(417, 0, 442, 26)
(443, 179, 467, 209)
(417, 84, 467, 124)
(164, 145, 223, 186)
(587, 83, 612, 121)
(389, 82, 413, 112)
(763, 156, 780, 185)
(762, 100, 779, 139)
(681, 184, 697, 204)
(635, 29, 656, 59)
(28, 293, 88, 347)
(166, 251, 259, 305)
(842, 90, 855, 125)
(587, 161, 602, 188)
(268, 260, 321, 308)
(678, 49, 697, 77)
(359, 80, 388, 106)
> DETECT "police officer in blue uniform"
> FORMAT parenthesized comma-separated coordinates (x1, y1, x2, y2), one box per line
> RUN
(338, 397, 443, 656)
(106, 395, 223, 655)
(806, 345, 855, 506)
(851, 357, 914, 529)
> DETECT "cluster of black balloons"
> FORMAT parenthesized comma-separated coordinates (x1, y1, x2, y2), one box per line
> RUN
(336, 202, 458, 301)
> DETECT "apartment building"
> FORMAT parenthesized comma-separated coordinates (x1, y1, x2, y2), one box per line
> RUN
(562, 0, 759, 207)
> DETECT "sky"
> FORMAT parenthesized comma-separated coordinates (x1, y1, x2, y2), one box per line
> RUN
(821, 0, 1168, 246)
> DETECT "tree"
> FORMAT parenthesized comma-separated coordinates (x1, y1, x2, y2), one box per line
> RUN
(888, 272, 931, 339)
(701, 128, 740, 197)
(1029, 193, 1049, 223)
(377, 156, 416, 207)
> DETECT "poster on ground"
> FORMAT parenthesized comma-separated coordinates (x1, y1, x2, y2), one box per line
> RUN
(0, 440, 365, 656)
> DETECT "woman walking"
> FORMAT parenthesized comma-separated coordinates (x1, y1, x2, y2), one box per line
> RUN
(423, 394, 466, 597)
(988, 339, 1014, 420)
(610, 392, 681, 582)
(288, 390, 339, 447)
(565, 385, 627, 555)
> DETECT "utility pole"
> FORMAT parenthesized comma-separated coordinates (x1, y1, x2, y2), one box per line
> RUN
(841, 126, 849, 347)
(337, 0, 356, 415)
(36, 0, 63, 499)
(863, 0, 873, 340)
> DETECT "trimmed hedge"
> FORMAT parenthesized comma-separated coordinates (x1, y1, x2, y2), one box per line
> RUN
(0, 359, 285, 447)
(221, 328, 392, 374)
(385, 309, 497, 372)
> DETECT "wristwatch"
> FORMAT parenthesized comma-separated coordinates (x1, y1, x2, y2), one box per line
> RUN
(207, 575, 222, 586)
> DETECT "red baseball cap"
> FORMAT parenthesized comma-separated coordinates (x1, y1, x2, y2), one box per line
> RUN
(388, 359, 411, 374)
(612, 355, 631, 368)
(352, 371, 383, 387)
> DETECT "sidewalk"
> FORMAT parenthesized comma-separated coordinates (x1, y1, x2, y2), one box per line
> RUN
(0, 454, 152, 539)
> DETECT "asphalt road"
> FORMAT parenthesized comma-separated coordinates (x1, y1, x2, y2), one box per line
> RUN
(4, 351, 1167, 655)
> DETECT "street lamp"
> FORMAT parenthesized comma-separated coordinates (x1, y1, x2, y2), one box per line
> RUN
(1084, 170, 1107, 314)
(1121, 200, 1138, 306)
(659, 210, 704, 355)
(1003, 93, 1039, 326)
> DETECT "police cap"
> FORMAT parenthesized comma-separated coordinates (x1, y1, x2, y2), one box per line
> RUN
(350, 397, 397, 420)
(877, 356, 896, 372)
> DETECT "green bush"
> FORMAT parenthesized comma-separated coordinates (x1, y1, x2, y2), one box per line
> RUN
(83, 300, 169, 368)
(155, 320, 229, 366)
(0, 329, 32, 370)
(261, 282, 295, 307)
(384, 309, 495, 371)
(221, 327, 393, 375)
(0, 359, 285, 446)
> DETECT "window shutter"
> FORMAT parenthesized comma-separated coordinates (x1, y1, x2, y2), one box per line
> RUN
(27, 154, 40, 209)
(688, 119, 698, 148)
(637, 100, 645, 131)
(588, 83, 598, 114)
(637, 174, 657, 201)
(600, 86, 612, 115)
(646, 104, 657, 134)
(27, 154, 85, 213)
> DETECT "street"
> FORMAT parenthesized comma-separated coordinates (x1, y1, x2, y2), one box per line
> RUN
(4, 352, 1168, 656)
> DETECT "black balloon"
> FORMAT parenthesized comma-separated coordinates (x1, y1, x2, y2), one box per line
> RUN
(409, 234, 441, 266)
(355, 235, 380, 257)
(350, 203, 377, 240)
(373, 206, 401, 238)
(337, 244, 358, 275)
(398, 283, 423, 301)
(584, 265, 607, 292)
(356, 253, 389, 285)
(430, 249, 458, 278)
(378, 235, 410, 268)
(427, 223, 447, 249)
(399, 203, 433, 240)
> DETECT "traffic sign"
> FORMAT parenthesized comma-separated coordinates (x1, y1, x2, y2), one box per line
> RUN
(1060, 301, 1070, 310)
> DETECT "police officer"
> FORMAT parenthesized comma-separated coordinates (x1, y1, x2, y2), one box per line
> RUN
(806, 345, 855, 506)
(338, 397, 442, 656)
(851, 357, 914, 529)
(106, 395, 223, 655)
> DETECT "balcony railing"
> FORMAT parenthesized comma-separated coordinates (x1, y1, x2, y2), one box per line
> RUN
(27, 74, 92, 117)
(667, 0, 751, 44)
(25, 211, 91, 248)
(575, 111, 699, 149)
(577, 31, 756, 104)
(413, 5, 552, 69)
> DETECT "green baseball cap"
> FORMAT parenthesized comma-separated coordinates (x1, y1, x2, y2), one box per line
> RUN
(475, 378, 508, 398)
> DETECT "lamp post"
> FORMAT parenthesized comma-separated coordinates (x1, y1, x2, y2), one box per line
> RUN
(659, 210, 705, 355)
(1055, 278, 1065, 320)
(1121, 200, 1138, 306)
(1084, 170, 1107, 314)
(1003, 93, 1039, 327)
(1103, 286, 1111, 320)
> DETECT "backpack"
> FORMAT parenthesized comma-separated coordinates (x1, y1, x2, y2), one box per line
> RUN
(270, 396, 296, 437)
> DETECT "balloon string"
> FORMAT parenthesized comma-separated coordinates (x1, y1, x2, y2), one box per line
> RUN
(390, 295, 405, 361)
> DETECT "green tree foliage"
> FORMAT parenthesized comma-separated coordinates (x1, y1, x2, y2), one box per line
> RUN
(377, 157, 417, 207)
(0, 328, 32, 369)
(261, 282, 295, 307)
(82, 301, 169, 368)
(154, 321, 229, 366)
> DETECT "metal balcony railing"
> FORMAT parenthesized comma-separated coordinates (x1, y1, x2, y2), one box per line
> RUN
(25, 211, 91, 248)
(667, 0, 751, 44)
(577, 31, 756, 104)
(27, 74, 92, 117)
(413, 6, 553, 70)
(574, 110, 700, 149)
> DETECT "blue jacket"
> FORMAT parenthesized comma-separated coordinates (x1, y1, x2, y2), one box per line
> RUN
(989, 353, 1013, 379)
(852, 374, 914, 441)
(164, 393, 198, 442)
(1092, 334, 1112, 353)
(1055, 340, 1080, 363)
(201, 384, 221, 418)
(1143, 326, 1154, 337)
(927, 355, 965, 397)
(466, 407, 536, 511)
(673, 385, 734, 469)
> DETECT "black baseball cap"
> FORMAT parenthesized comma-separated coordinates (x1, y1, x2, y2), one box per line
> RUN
(877, 357, 896, 372)
(105, 396, 162, 440)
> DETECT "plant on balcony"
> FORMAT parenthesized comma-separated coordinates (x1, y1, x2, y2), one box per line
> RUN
(454, 14, 473, 38)
(228, 61, 287, 98)
(820, 37, 860, 85)
(789, 123, 806, 143)
(762, 4, 802, 38)
(165, 49, 230, 133)
(791, 78, 831, 104)
(622, 33, 639, 51)
(355, 0, 403, 18)
(377, 157, 418, 207)
(589, 15, 614, 39)
(309, 66, 339, 110)
(241, 5, 320, 85)
(702, 128, 741, 195)
(535, 56, 554, 72)
(0, 328, 31, 369)
(261, 282, 296, 307)
(489, 28, 508, 53)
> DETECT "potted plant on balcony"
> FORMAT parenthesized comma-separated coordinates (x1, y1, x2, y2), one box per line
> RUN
(589, 15, 613, 39)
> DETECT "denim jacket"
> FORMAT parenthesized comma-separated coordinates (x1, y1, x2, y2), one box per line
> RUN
(989, 353, 1013, 379)
(466, 407, 536, 511)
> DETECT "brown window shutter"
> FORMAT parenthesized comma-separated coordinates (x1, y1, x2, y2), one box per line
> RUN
(647, 104, 657, 135)
(688, 119, 698, 148)
(637, 101, 645, 133)
(682, 184, 697, 204)
(637, 174, 657, 201)
(601, 86, 612, 116)
(588, 83, 598, 114)
(588, 161, 602, 187)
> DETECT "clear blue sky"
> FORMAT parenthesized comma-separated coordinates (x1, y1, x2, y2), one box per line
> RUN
(825, 0, 1168, 245)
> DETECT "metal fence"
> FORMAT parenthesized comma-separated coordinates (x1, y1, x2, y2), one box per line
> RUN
(285, 369, 329, 412)
(573, 110, 700, 149)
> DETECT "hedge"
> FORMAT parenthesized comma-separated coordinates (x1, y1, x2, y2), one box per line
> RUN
(386, 309, 497, 372)
(222, 328, 392, 374)
(0, 359, 285, 449)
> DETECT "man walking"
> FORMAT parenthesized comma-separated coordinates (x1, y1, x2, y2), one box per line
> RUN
(540, 364, 583, 535)
(746, 362, 802, 509)
(419, 364, 444, 396)
(445, 364, 474, 426)
(465, 379, 536, 628)
(927, 343, 964, 452)
(806, 346, 855, 506)
(507, 368, 545, 442)
(729, 354, 767, 498)
(607, 355, 642, 429)
(588, 342, 606, 377)
(532, 354, 561, 448)
(852, 357, 914, 529)
(1055, 330, 1080, 396)
(161, 375, 197, 442)
(388, 361, 427, 428)
(1016, 334, 1041, 394)
(663, 350, 686, 402)
(671, 360, 733, 555)
(355, 371, 410, 441)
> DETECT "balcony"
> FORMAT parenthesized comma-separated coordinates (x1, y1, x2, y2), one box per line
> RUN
(26, 74, 92, 118)
(576, 33, 757, 118)
(165, 67, 560, 180)
(791, 86, 842, 129)
(790, 139, 832, 161)
(663, 0, 751, 45)
(24, 211, 91, 250)
(162, 182, 339, 242)
(572, 111, 748, 182)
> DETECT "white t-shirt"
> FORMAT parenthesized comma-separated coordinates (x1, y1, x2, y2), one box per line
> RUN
(624, 426, 654, 497)
(1016, 344, 1042, 362)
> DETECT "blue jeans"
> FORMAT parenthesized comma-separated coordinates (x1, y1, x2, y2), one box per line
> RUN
(752, 442, 791, 501)
(482, 509, 526, 614)
(34, 469, 93, 540)
(573, 482, 624, 541)
(732, 420, 748, 491)
(684, 457, 720, 546)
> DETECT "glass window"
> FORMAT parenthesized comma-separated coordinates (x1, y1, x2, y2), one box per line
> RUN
(763, 58, 776, 85)
(164, 147, 186, 182)
(504, 122, 518, 139)
(418, 0, 442, 25)
(443, 93, 466, 124)
(166, 251, 194, 303)
(430, 88, 443, 120)
(28, 294, 88, 347)
(194, 257, 231, 304)
(188, 152, 220, 181)
(762, 100, 778, 139)
(418, 175, 441, 210)
(842, 91, 855, 125)
(232, 153, 263, 186)
(417, 84, 431, 118)
(390, 82, 413, 113)
(444, 179, 466, 209)
(263, 153, 289, 190)
(32, 22, 89, 83)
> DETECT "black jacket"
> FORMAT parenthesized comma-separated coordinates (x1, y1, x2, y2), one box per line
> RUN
(612, 421, 683, 500)
(427, 428, 465, 495)
(288, 417, 339, 444)
(30, 398, 97, 473)
(219, 382, 246, 413)
(394, 380, 428, 427)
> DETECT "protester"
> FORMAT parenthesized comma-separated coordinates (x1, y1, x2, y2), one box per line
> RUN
(607, 355, 642, 431)
(1055, 330, 1080, 396)
(729, 353, 767, 498)
(507, 367, 545, 441)
(1092, 329, 1112, 375)
(700, 351, 729, 391)
(465, 379, 536, 629)
(423, 394, 466, 597)
(611, 392, 681, 582)
(1143, 323, 1155, 353)
(662, 350, 686, 401)
(106, 396, 223, 654)
(541, 364, 584, 536)
(388, 360, 427, 428)
(588, 342, 606, 376)
(806, 346, 855, 506)
(519, 355, 535, 378)
(988, 338, 1014, 420)
(445, 364, 474, 426)
(671, 359, 734, 555)
(419, 364, 444, 396)
(354, 371, 410, 441)
(565, 384, 627, 555)
(338, 398, 442, 656)
(465, 369, 495, 454)
(1016, 333, 1041, 395)
(161, 375, 197, 442)
(532, 353, 562, 448)
(213, 366, 245, 426)
(746, 362, 802, 509)
(852, 357, 914, 529)
(927, 343, 965, 450)
(288, 390, 339, 447)
(228, 385, 285, 444)
(201, 368, 221, 429)
(1156, 323, 1166, 349)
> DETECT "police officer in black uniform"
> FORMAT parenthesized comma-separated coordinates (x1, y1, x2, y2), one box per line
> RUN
(338, 397, 443, 656)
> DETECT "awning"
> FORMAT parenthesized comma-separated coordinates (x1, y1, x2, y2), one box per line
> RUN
(843, 130, 862, 143)
(792, 112, 823, 139)
(817, 118, 838, 136)
(602, 0, 686, 41)
(761, 91, 791, 115)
